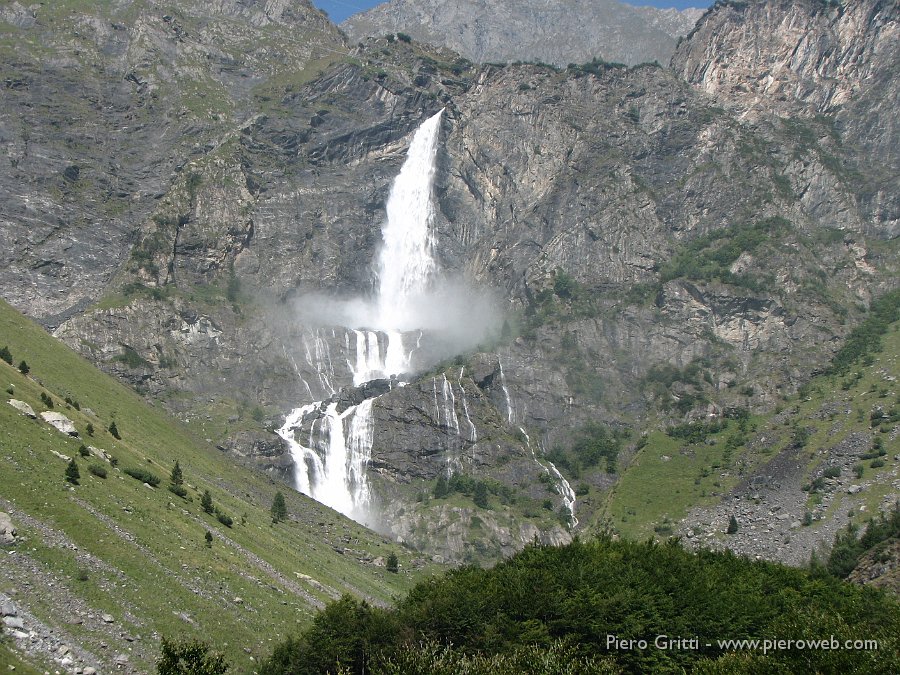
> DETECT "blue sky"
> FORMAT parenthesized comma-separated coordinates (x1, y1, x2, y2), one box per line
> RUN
(313, 1, 711, 25)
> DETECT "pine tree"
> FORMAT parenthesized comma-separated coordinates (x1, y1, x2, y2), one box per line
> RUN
(65, 458, 80, 485)
(204, 531, 213, 548)
(386, 552, 399, 574)
(727, 515, 739, 534)
(17, 360, 29, 375)
(434, 473, 449, 499)
(0, 346, 11, 365)
(271, 491, 287, 524)
(169, 460, 187, 498)
(108, 421, 121, 439)
(473, 482, 489, 509)
(201, 489, 214, 515)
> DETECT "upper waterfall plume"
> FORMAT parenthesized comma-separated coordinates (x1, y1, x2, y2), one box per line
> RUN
(375, 109, 443, 331)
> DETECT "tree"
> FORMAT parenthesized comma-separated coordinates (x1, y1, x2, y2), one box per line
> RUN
(201, 489, 214, 514)
(0, 346, 11, 365)
(473, 481, 489, 509)
(65, 458, 80, 485)
(157, 636, 230, 675)
(386, 553, 399, 574)
(108, 421, 121, 439)
(271, 491, 287, 524)
(169, 460, 187, 497)
(86, 422, 94, 436)
(204, 531, 213, 548)
(17, 360, 29, 375)
(433, 473, 449, 499)
(727, 515, 739, 534)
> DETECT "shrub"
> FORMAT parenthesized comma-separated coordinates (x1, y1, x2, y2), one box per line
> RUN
(108, 421, 121, 439)
(870, 458, 886, 469)
(0, 346, 11, 364)
(86, 422, 94, 436)
(17, 360, 29, 375)
(40, 392, 54, 408)
(853, 464, 864, 479)
(823, 466, 841, 479)
(727, 515, 739, 534)
(205, 531, 213, 548)
(157, 636, 230, 675)
(123, 467, 161, 487)
(78, 444, 90, 458)
(216, 511, 233, 528)
(397, 32, 411, 42)
(88, 464, 108, 479)
(802, 511, 813, 526)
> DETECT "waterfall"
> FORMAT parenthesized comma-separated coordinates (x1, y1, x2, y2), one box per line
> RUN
(375, 110, 443, 332)
(498, 359, 514, 426)
(520, 427, 578, 528)
(279, 110, 445, 524)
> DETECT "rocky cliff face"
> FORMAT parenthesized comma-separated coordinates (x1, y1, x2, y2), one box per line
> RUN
(672, 0, 899, 238)
(2, 0, 898, 564)
(342, 0, 704, 67)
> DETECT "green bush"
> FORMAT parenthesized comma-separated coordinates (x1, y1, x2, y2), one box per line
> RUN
(260, 537, 900, 675)
(88, 464, 108, 479)
(123, 467, 161, 487)
(109, 421, 121, 439)
(216, 511, 233, 528)
(0, 345, 12, 364)
(17, 360, 29, 375)
(823, 466, 841, 479)
(157, 636, 230, 675)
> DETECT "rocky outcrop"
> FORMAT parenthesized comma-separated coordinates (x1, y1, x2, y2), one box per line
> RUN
(343, 0, 704, 67)
(8, 399, 36, 419)
(40, 412, 78, 437)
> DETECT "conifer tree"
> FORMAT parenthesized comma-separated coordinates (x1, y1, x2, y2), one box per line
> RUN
(65, 458, 80, 485)
(0, 346, 11, 365)
(434, 473, 449, 499)
(169, 460, 187, 498)
(17, 360, 29, 375)
(727, 515, 739, 534)
(386, 552, 399, 574)
(201, 489, 214, 515)
(204, 531, 213, 548)
(108, 421, 121, 439)
(271, 491, 287, 524)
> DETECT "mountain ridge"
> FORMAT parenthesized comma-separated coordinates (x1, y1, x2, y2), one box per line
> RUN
(341, 0, 704, 67)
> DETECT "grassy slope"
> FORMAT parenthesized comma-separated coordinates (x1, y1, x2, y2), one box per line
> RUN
(601, 322, 899, 541)
(0, 299, 440, 673)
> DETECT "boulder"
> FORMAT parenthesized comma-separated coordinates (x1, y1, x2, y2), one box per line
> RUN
(0, 512, 16, 544)
(7, 399, 36, 418)
(40, 411, 79, 436)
